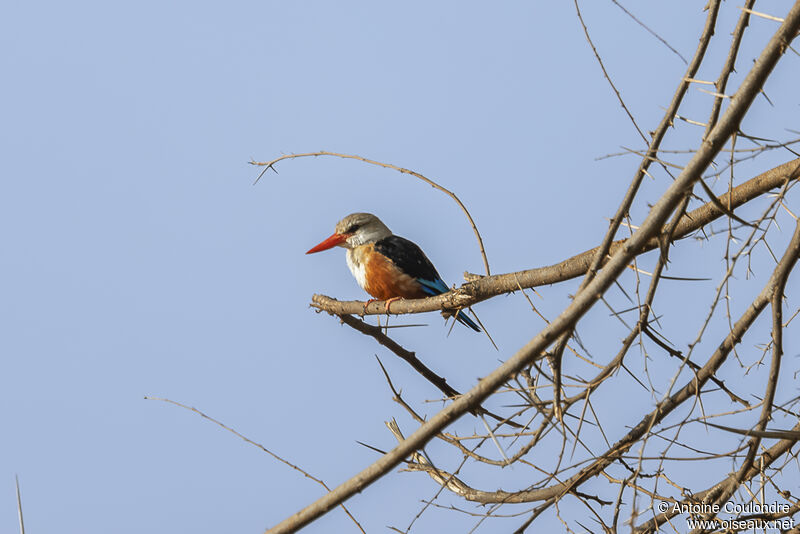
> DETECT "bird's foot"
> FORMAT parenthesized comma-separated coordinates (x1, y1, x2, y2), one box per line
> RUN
(384, 296, 402, 314)
(362, 299, 378, 314)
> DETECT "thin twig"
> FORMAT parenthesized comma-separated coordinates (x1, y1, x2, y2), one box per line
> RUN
(250, 151, 490, 276)
(310, 159, 800, 317)
(266, 10, 800, 528)
(143, 396, 367, 533)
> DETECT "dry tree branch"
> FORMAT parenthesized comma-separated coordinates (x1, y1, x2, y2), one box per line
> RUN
(549, 1, 725, 395)
(641, 325, 749, 406)
(701, 422, 800, 440)
(265, 8, 800, 531)
(388, 416, 613, 507)
(526, 218, 800, 507)
(143, 397, 367, 534)
(629, 218, 800, 532)
(583, 0, 721, 287)
(15, 475, 24, 534)
(635, 421, 800, 533)
(610, 0, 688, 64)
(740, 7, 787, 23)
(337, 315, 460, 400)
(337, 314, 523, 429)
(385, 419, 502, 504)
(574, 0, 648, 143)
(373, 217, 799, 509)
(734, 260, 790, 474)
(250, 151, 490, 276)
(551, 3, 744, 415)
(373, 356, 537, 468)
(311, 158, 800, 318)
(705, 0, 755, 139)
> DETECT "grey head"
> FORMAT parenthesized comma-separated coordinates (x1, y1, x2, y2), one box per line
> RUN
(335, 212, 392, 248)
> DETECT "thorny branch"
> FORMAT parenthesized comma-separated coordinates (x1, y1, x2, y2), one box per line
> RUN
(310, 158, 800, 318)
(250, 151, 491, 276)
(252, 3, 800, 533)
(142, 397, 368, 532)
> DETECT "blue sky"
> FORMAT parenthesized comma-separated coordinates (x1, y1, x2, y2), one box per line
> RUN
(2, 1, 799, 532)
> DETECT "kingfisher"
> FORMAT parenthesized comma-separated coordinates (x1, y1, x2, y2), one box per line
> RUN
(306, 212, 480, 331)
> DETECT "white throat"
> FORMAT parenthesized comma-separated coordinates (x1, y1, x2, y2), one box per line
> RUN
(346, 247, 369, 291)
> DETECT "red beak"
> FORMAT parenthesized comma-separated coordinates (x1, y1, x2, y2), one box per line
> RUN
(306, 233, 348, 254)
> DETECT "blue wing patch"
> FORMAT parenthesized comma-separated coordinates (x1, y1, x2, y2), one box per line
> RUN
(417, 277, 450, 295)
(373, 235, 480, 332)
(419, 277, 480, 331)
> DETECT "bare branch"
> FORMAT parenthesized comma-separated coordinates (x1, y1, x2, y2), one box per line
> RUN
(250, 151, 491, 276)
(336, 314, 522, 429)
(144, 396, 367, 534)
(311, 158, 800, 317)
(265, 8, 800, 530)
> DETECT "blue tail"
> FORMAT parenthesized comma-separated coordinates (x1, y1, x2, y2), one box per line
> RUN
(453, 309, 481, 332)
(417, 277, 481, 332)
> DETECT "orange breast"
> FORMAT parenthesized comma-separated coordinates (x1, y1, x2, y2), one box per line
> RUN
(363, 247, 427, 301)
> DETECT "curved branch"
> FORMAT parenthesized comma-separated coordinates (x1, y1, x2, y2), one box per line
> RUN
(495, 218, 800, 504)
(582, 0, 721, 283)
(635, 420, 800, 533)
(311, 158, 800, 317)
(337, 314, 523, 429)
(250, 151, 491, 275)
(704, 0, 755, 138)
(382, 218, 800, 506)
(145, 397, 367, 533)
(574, 0, 648, 143)
(265, 9, 800, 531)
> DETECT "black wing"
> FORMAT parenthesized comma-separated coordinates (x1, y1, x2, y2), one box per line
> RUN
(374, 235, 444, 291)
(376, 235, 480, 331)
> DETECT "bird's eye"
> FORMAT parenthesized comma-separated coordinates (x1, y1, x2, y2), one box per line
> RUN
(344, 224, 360, 234)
